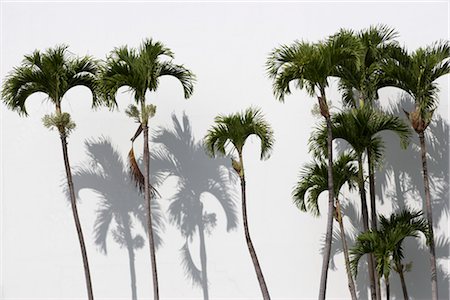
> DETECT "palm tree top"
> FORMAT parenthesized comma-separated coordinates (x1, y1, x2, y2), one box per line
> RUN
(384, 40, 450, 114)
(310, 105, 411, 161)
(350, 209, 429, 277)
(100, 38, 195, 108)
(337, 24, 400, 106)
(204, 107, 274, 160)
(2, 44, 99, 116)
(293, 152, 358, 216)
(266, 30, 361, 101)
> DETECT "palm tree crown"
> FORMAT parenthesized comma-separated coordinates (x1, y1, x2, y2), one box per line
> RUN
(2, 45, 99, 116)
(311, 105, 411, 162)
(204, 107, 274, 161)
(384, 41, 450, 132)
(266, 31, 360, 102)
(101, 38, 195, 112)
(293, 153, 358, 216)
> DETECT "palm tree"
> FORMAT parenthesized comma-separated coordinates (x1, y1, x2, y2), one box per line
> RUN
(266, 31, 360, 299)
(310, 104, 410, 298)
(383, 41, 450, 300)
(350, 209, 429, 300)
(71, 137, 164, 300)
(100, 38, 195, 300)
(293, 153, 358, 300)
(2, 45, 98, 300)
(152, 113, 238, 300)
(204, 107, 274, 300)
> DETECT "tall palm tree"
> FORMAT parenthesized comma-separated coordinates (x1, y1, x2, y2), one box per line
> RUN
(383, 41, 450, 300)
(293, 153, 358, 300)
(350, 209, 429, 300)
(204, 107, 274, 300)
(266, 31, 360, 299)
(310, 104, 411, 298)
(152, 113, 238, 300)
(71, 137, 164, 300)
(100, 38, 195, 300)
(2, 45, 99, 300)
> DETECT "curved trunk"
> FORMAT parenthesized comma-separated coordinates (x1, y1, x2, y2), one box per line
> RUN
(396, 262, 409, 300)
(367, 149, 382, 300)
(60, 133, 94, 300)
(335, 198, 357, 300)
(239, 153, 271, 300)
(318, 114, 335, 300)
(143, 124, 160, 300)
(357, 154, 377, 300)
(198, 205, 210, 300)
(419, 131, 438, 300)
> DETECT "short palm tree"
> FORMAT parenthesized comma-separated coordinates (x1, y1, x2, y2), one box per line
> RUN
(351, 209, 429, 300)
(383, 41, 450, 300)
(293, 153, 358, 300)
(153, 113, 238, 300)
(100, 38, 195, 300)
(266, 31, 360, 300)
(71, 137, 164, 300)
(2, 45, 99, 300)
(204, 107, 274, 300)
(310, 104, 411, 298)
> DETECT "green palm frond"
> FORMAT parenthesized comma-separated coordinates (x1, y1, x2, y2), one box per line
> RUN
(204, 107, 274, 160)
(292, 152, 357, 216)
(100, 38, 195, 109)
(2, 45, 99, 116)
(310, 106, 411, 164)
(266, 33, 360, 101)
(383, 40, 450, 129)
(350, 208, 429, 279)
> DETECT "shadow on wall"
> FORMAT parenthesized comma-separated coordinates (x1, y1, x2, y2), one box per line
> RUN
(152, 112, 239, 300)
(69, 137, 165, 300)
(327, 94, 449, 299)
(377, 94, 449, 299)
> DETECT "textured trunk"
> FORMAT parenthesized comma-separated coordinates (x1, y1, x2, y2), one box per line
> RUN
(335, 198, 357, 300)
(239, 153, 271, 300)
(367, 149, 382, 300)
(198, 205, 210, 300)
(318, 114, 335, 300)
(143, 124, 159, 300)
(357, 154, 377, 300)
(123, 221, 137, 300)
(60, 133, 94, 300)
(396, 262, 409, 300)
(419, 131, 438, 300)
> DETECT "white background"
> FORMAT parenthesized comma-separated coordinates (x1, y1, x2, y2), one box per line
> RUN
(1, 1, 449, 299)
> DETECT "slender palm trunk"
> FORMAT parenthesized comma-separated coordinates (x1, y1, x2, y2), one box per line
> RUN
(357, 154, 377, 300)
(396, 262, 409, 300)
(335, 198, 357, 300)
(385, 276, 390, 300)
(238, 153, 271, 300)
(198, 205, 210, 300)
(123, 221, 138, 300)
(143, 124, 159, 300)
(367, 149, 382, 300)
(318, 114, 335, 300)
(59, 132, 94, 300)
(419, 131, 438, 300)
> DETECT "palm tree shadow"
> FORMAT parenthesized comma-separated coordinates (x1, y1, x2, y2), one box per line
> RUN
(70, 136, 165, 300)
(152, 112, 238, 300)
(375, 94, 449, 299)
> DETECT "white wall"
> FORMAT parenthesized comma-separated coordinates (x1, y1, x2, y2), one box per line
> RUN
(1, 2, 448, 299)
